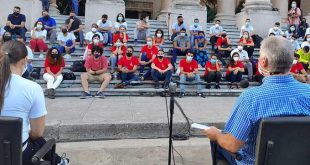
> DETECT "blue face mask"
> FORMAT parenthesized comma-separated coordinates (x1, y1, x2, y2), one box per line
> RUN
(211, 59, 217, 64)
(198, 36, 204, 39)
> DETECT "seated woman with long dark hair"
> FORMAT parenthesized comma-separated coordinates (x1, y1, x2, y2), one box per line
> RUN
(0, 40, 69, 165)
(226, 52, 245, 89)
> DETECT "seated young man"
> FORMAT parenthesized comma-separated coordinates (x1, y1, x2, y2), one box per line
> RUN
(84, 23, 104, 45)
(134, 13, 150, 44)
(139, 36, 158, 80)
(172, 28, 191, 65)
(216, 31, 232, 66)
(80, 46, 112, 99)
(4, 6, 27, 41)
(114, 46, 140, 89)
(204, 54, 222, 89)
(65, 11, 84, 46)
(291, 53, 309, 83)
(179, 50, 205, 98)
(151, 49, 173, 89)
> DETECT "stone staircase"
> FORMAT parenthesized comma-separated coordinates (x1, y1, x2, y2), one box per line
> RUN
(26, 14, 261, 97)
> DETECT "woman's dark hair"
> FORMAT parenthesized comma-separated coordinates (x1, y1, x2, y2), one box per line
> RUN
(0, 40, 27, 111)
(2, 31, 12, 43)
(116, 13, 125, 23)
(229, 52, 239, 66)
(91, 34, 100, 42)
(155, 29, 164, 39)
(242, 31, 251, 41)
(198, 31, 205, 35)
(288, 24, 296, 33)
(140, 13, 148, 20)
(91, 45, 103, 55)
(34, 21, 45, 31)
(46, 47, 63, 65)
(127, 46, 134, 52)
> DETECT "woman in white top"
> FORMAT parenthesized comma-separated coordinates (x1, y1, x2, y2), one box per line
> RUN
(114, 13, 127, 32)
(30, 21, 48, 58)
(0, 40, 69, 165)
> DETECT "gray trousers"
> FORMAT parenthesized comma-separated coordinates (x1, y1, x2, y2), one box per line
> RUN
(134, 28, 150, 40)
(47, 29, 57, 44)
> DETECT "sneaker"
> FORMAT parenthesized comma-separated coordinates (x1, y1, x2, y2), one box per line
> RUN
(154, 83, 160, 89)
(58, 153, 70, 165)
(140, 76, 144, 81)
(197, 92, 206, 98)
(114, 83, 125, 89)
(215, 84, 221, 89)
(205, 84, 211, 89)
(80, 91, 92, 99)
(95, 92, 105, 98)
(113, 73, 118, 80)
(179, 92, 185, 98)
(163, 82, 169, 89)
(64, 54, 71, 59)
(39, 53, 44, 59)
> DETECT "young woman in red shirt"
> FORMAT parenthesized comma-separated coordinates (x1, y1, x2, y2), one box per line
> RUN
(153, 29, 164, 49)
(239, 31, 255, 58)
(43, 47, 65, 99)
(84, 34, 104, 60)
(226, 52, 245, 89)
(204, 54, 222, 89)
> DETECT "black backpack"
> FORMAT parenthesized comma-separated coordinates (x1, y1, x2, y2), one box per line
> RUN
(62, 72, 76, 80)
(72, 60, 86, 72)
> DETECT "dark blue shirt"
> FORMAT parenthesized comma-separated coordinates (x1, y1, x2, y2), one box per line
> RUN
(38, 16, 57, 28)
(7, 14, 26, 25)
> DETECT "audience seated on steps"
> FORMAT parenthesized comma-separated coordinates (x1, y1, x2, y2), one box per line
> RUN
(298, 18, 309, 38)
(97, 14, 113, 45)
(43, 48, 65, 99)
(84, 34, 104, 60)
(114, 13, 127, 33)
(110, 38, 127, 76)
(216, 31, 232, 66)
(194, 31, 208, 68)
(231, 44, 253, 81)
(112, 25, 129, 46)
(114, 46, 140, 89)
(171, 15, 187, 41)
(139, 36, 158, 81)
(178, 50, 205, 98)
(301, 34, 310, 49)
(84, 23, 104, 45)
(226, 52, 245, 89)
(291, 34, 301, 51)
(30, 21, 48, 59)
(285, 24, 298, 39)
(57, 25, 76, 59)
(296, 45, 310, 72)
(290, 53, 309, 83)
(239, 31, 254, 58)
(172, 28, 191, 65)
(16, 36, 34, 80)
(209, 20, 223, 50)
(65, 11, 84, 47)
(37, 10, 57, 45)
(268, 22, 284, 37)
(240, 18, 254, 37)
(4, 6, 27, 41)
(153, 29, 165, 49)
(204, 54, 222, 89)
(151, 49, 173, 89)
(190, 18, 202, 49)
(134, 13, 150, 44)
(80, 46, 111, 99)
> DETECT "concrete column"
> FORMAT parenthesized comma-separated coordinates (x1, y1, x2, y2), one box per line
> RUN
(85, 0, 125, 31)
(236, 0, 281, 38)
(301, 0, 310, 22)
(216, 0, 236, 24)
(157, 0, 172, 21)
(272, 0, 288, 24)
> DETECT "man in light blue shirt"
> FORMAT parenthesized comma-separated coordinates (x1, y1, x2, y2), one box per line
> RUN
(209, 20, 223, 50)
(171, 15, 187, 41)
(204, 37, 310, 165)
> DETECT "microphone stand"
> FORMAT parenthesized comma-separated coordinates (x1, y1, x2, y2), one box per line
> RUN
(168, 82, 177, 165)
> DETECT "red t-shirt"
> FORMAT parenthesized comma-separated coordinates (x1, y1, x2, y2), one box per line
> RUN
(87, 43, 104, 50)
(216, 37, 228, 47)
(290, 62, 304, 74)
(152, 58, 171, 70)
(255, 63, 260, 76)
(113, 33, 129, 43)
(141, 45, 158, 60)
(111, 45, 127, 57)
(239, 38, 253, 45)
(84, 55, 108, 71)
(44, 58, 65, 74)
(179, 59, 198, 73)
(204, 61, 221, 75)
(118, 56, 140, 71)
(154, 37, 163, 44)
(226, 61, 244, 76)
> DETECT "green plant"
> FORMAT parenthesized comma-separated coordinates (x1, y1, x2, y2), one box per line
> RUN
(207, 5, 217, 23)
(235, 0, 245, 14)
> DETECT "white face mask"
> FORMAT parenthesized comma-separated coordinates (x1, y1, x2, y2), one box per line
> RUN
(292, 3, 296, 8)
(147, 41, 152, 46)
(243, 34, 249, 38)
(215, 24, 219, 28)
(145, 18, 149, 22)
(116, 42, 122, 47)
(307, 38, 310, 42)
(245, 22, 250, 26)
(118, 17, 123, 22)
(274, 27, 279, 31)
(233, 57, 239, 62)
(290, 27, 295, 31)
(36, 25, 42, 29)
(93, 39, 99, 44)
(91, 28, 97, 33)
(293, 59, 298, 64)
(194, 23, 199, 27)
(156, 33, 162, 38)
(186, 56, 193, 62)
(237, 46, 243, 51)
(258, 62, 270, 76)
(180, 32, 186, 37)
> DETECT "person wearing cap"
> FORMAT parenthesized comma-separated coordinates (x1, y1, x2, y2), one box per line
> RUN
(151, 49, 173, 89)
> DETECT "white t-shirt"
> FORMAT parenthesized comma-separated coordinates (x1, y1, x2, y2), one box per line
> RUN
(1, 74, 47, 143)
(31, 29, 47, 38)
(85, 31, 104, 41)
(231, 49, 249, 61)
(190, 25, 202, 34)
(305, 28, 310, 37)
(268, 28, 284, 36)
(301, 41, 310, 48)
(23, 46, 34, 74)
(172, 22, 187, 32)
(97, 20, 112, 29)
(240, 24, 254, 36)
(57, 32, 76, 43)
(114, 22, 128, 29)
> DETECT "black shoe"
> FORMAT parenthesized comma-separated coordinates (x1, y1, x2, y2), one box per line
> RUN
(154, 83, 160, 89)
(179, 92, 185, 98)
(197, 92, 206, 98)
(163, 82, 169, 89)
(80, 91, 92, 99)
(48, 89, 55, 99)
(205, 84, 211, 89)
(215, 84, 220, 89)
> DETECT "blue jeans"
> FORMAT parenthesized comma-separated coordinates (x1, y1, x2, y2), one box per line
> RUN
(139, 53, 152, 79)
(179, 74, 202, 93)
(121, 73, 139, 85)
(42, 0, 50, 11)
(4, 26, 26, 41)
(172, 48, 188, 64)
(151, 69, 172, 83)
(226, 71, 242, 83)
(210, 141, 237, 165)
(109, 55, 119, 71)
(72, 0, 79, 15)
(73, 31, 84, 45)
(58, 40, 75, 54)
(27, 63, 33, 73)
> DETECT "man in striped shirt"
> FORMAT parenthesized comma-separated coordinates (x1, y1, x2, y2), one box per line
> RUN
(204, 37, 310, 165)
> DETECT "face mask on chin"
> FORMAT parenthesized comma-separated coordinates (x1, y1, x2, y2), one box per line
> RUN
(258, 63, 270, 76)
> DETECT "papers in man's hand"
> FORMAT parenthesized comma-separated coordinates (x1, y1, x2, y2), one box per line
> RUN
(191, 123, 210, 130)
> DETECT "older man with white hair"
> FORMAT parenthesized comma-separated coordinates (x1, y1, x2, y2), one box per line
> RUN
(204, 37, 310, 165)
